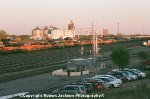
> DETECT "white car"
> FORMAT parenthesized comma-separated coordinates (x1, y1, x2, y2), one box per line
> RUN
(123, 71, 138, 80)
(93, 76, 121, 88)
(95, 75, 122, 85)
(132, 69, 146, 78)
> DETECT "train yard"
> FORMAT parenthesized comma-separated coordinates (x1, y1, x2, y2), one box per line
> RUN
(0, 40, 145, 83)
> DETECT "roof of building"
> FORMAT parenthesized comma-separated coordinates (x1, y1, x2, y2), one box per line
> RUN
(43, 26, 49, 30)
(68, 58, 90, 66)
(33, 27, 41, 30)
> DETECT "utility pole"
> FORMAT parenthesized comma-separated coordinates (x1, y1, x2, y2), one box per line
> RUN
(80, 41, 84, 55)
(92, 22, 98, 55)
(95, 22, 98, 55)
(67, 52, 68, 61)
(92, 21, 94, 67)
(92, 21, 98, 67)
(117, 22, 120, 35)
(92, 21, 95, 55)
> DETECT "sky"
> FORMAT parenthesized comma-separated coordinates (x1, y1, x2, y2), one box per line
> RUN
(0, 0, 150, 35)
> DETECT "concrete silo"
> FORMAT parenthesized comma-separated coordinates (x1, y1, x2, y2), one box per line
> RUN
(32, 27, 42, 40)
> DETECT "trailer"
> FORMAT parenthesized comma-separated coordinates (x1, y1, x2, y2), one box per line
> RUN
(143, 40, 150, 47)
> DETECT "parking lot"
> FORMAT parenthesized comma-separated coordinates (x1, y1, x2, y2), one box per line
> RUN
(18, 69, 150, 99)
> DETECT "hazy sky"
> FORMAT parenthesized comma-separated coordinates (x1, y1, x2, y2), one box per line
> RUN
(0, 0, 150, 35)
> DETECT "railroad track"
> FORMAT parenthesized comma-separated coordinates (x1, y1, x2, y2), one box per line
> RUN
(0, 40, 143, 83)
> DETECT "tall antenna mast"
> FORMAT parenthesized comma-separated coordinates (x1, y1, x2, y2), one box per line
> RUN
(92, 21, 98, 55)
(95, 21, 98, 55)
(92, 21, 95, 55)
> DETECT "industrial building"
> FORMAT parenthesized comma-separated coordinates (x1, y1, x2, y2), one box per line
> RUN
(32, 27, 43, 40)
(103, 28, 109, 37)
(52, 58, 90, 76)
(68, 20, 75, 31)
(51, 29, 74, 39)
(32, 20, 75, 40)
(32, 20, 102, 40)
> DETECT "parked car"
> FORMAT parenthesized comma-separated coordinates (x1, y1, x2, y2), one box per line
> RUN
(121, 70, 138, 80)
(123, 70, 139, 79)
(52, 85, 86, 95)
(91, 77, 110, 89)
(72, 83, 93, 93)
(132, 69, 146, 78)
(83, 78, 106, 90)
(117, 71, 134, 81)
(93, 76, 121, 88)
(95, 75, 122, 86)
(108, 72, 128, 82)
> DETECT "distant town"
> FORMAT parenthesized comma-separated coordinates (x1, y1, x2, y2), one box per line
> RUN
(0, 20, 150, 53)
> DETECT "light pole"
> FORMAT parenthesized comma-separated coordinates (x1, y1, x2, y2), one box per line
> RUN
(80, 42, 84, 56)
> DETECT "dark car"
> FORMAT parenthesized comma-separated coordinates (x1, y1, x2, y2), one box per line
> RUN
(52, 85, 86, 95)
(83, 79, 106, 91)
(72, 83, 93, 93)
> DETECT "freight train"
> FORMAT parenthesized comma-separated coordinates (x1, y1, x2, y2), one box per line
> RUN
(0, 39, 116, 53)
